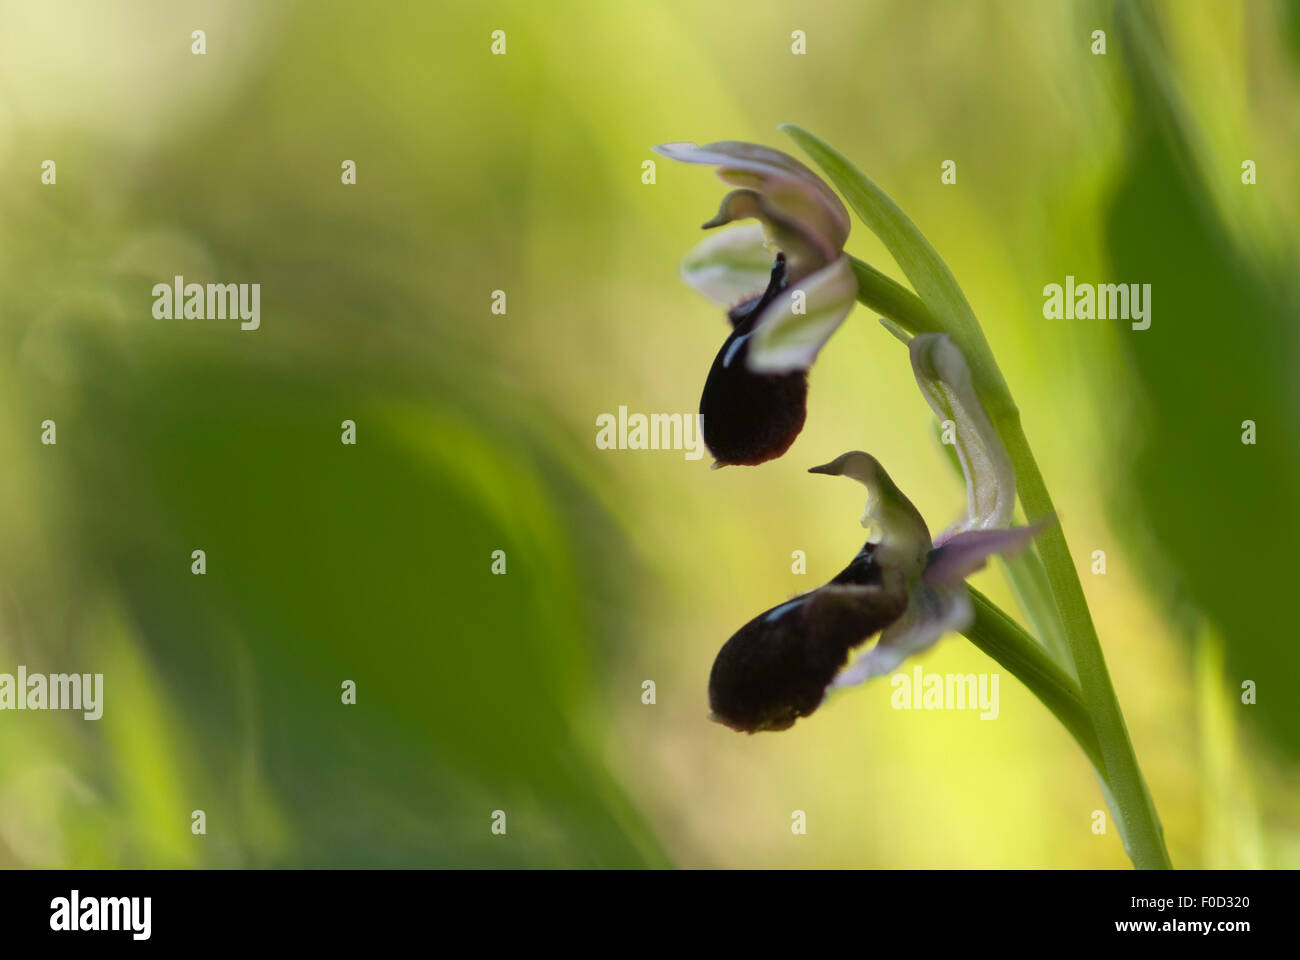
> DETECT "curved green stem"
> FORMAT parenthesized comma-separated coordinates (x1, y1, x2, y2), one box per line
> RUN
(849, 258, 940, 334)
(963, 588, 1103, 774)
(790, 122, 1171, 867)
(998, 420, 1171, 869)
(858, 268, 1170, 865)
(851, 257, 1171, 867)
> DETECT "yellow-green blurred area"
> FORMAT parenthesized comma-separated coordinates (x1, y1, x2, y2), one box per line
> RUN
(0, 0, 1297, 868)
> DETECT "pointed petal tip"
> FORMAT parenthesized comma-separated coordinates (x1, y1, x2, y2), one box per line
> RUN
(807, 451, 870, 478)
(652, 141, 697, 158)
(878, 316, 913, 345)
(923, 521, 1054, 586)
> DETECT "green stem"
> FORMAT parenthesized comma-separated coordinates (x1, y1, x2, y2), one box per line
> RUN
(963, 588, 1103, 774)
(997, 545, 1074, 673)
(850, 254, 1172, 869)
(849, 258, 940, 334)
(998, 420, 1171, 869)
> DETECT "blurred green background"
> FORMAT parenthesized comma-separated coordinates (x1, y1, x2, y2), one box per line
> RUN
(1, 0, 1296, 868)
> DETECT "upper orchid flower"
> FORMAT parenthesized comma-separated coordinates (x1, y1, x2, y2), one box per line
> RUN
(654, 141, 859, 466)
(707, 333, 1045, 733)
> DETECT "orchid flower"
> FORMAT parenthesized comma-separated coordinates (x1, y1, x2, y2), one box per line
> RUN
(653, 141, 859, 466)
(657, 126, 1171, 867)
(707, 333, 1043, 733)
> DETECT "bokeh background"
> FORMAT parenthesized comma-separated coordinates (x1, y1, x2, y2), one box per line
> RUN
(1, 0, 1297, 868)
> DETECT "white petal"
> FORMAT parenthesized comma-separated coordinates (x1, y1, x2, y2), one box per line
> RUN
(679, 223, 774, 307)
(744, 254, 857, 374)
(830, 582, 972, 688)
(654, 140, 850, 266)
(909, 333, 1016, 533)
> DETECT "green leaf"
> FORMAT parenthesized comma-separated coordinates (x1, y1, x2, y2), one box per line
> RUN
(781, 123, 1014, 421)
(848, 256, 938, 335)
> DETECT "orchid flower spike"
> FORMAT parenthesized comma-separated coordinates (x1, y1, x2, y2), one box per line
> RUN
(708, 334, 1047, 732)
(654, 141, 858, 466)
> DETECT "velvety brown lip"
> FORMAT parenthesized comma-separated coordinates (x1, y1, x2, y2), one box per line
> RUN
(700, 255, 809, 467)
(708, 543, 907, 734)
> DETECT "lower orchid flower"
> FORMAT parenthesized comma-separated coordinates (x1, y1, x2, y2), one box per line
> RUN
(708, 333, 1046, 733)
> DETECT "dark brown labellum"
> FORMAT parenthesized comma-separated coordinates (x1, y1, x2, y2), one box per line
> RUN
(708, 543, 907, 733)
(700, 255, 807, 466)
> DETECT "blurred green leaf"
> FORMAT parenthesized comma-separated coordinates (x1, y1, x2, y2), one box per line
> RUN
(1106, 4, 1300, 758)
